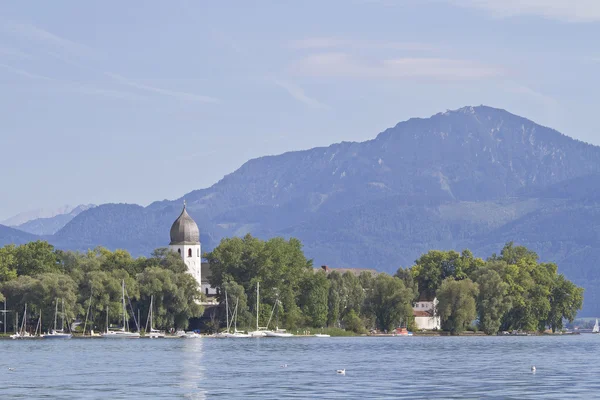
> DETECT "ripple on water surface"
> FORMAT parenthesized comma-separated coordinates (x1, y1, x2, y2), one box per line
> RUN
(1, 335, 600, 399)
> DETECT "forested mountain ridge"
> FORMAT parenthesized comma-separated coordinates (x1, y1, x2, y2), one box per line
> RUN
(3, 105, 600, 315)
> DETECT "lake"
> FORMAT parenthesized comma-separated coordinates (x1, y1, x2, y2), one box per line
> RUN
(1, 335, 599, 399)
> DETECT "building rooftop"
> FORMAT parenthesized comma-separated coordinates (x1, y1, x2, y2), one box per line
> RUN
(315, 265, 379, 277)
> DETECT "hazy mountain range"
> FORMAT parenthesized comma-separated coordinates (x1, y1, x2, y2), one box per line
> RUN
(2, 106, 600, 315)
(1, 204, 96, 235)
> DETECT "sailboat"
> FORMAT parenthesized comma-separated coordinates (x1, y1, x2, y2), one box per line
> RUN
(101, 280, 140, 339)
(10, 304, 32, 339)
(593, 319, 599, 334)
(265, 299, 294, 338)
(225, 297, 251, 338)
(42, 299, 72, 339)
(248, 282, 270, 337)
(146, 295, 165, 339)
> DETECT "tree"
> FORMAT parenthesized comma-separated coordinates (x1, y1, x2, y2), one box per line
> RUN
(14, 241, 60, 276)
(222, 280, 252, 329)
(411, 250, 484, 298)
(437, 278, 479, 335)
(0, 245, 17, 283)
(137, 266, 204, 331)
(299, 271, 329, 327)
(547, 274, 584, 332)
(474, 268, 512, 335)
(366, 274, 415, 332)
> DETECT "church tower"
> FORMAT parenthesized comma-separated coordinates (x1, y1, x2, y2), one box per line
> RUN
(169, 201, 202, 288)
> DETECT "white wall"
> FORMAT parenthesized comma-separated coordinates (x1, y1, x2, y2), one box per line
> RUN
(169, 244, 202, 289)
(414, 316, 441, 330)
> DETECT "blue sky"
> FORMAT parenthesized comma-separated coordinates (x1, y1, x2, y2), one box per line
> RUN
(0, 0, 599, 220)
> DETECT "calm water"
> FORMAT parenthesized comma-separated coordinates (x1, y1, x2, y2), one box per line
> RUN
(1, 335, 600, 399)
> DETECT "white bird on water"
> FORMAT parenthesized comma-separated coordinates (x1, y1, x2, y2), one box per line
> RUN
(336, 369, 346, 375)
(531, 366, 536, 373)
(7, 368, 14, 371)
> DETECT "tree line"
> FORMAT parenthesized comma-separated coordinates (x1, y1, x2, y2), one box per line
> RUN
(206, 236, 583, 334)
(0, 241, 203, 334)
(0, 236, 584, 335)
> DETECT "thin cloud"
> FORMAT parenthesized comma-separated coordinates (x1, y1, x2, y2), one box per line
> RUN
(273, 79, 328, 109)
(106, 72, 220, 103)
(448, 0, 600, 23)
(2, 21, 96, 57)
(0, 63, 149, 101)
(291, 37, 438, 52)
(290, 53, 503, 80)
(0, 62, 55, 81)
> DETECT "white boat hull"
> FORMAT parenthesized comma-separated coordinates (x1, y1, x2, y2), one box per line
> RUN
(42, 333, 72, 339)
(101, 331, 140, 339)
(248, 330, 269, 337)
(314, 334, 330, 337)
(265, 332, 294, 338)
(225, 333, 251, 338)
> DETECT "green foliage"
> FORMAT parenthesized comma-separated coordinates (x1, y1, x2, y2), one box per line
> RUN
(547, 274, 584, 332)
(343, 309, 366, 334)
(366, 274, 415, 332)
(14, 241, 60, 276)
(437, 278, 479, 335)
(299, 270, 329, 328)
(411, 250, 484, 298)
(474, 267, 512, 335)
(0, 242, 203, 333)
(0, 245, 18, 283)
(0, 238, 582, 335)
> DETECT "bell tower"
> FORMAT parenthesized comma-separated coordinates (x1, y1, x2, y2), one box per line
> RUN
(169, 200, 201, 288)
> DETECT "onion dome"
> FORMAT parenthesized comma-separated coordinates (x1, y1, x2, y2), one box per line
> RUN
(169, 202, 200, 245)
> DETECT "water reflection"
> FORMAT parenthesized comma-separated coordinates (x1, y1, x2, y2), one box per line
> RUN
(179, 338, 206, 399)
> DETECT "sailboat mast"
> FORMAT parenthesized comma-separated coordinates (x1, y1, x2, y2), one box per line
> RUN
(150, 295, 153, 331)
(234, 297, 239, 332)
(256, 282, 259, 331)
(54, 299, 58, 331)
(61, 298, 65, 332)
(22, 303, 27, 335)
(106, 305, 109, 333)
(122, 280, 126, 331)
(225, 291, 229, 333)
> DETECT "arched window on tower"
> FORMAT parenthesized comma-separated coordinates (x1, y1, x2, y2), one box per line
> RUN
(205, 288, 209, 295)
(178, 248, 181, 255)
(188, 248, 192, 257)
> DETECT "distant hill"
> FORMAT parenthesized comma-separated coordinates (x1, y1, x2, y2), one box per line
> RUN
(3, 105, 600, 315)
(0, 224, 39, 245)
(16, 204, 96, 235)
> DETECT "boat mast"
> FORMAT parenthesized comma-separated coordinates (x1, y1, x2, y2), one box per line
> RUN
(83, 288, 93, 336)
(234, 297, 239, 333)
(225, 290, 229, 333)
(61, 298, 65, 332)
(122, 280, 126, 332)
(256, 282, 259, 331)
(22, 303, 27, 335)
(54, 299, 58, 332)
(149, 296, 152, 331)
(106, 305, 109, 333)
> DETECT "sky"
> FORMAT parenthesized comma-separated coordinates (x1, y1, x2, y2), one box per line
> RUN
(0, 0, 599, 220)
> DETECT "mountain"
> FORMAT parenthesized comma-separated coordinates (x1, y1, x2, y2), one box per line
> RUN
(3, 105, 600, 315)
(15, 204, 96, 235)
(0, 224, 39, 245)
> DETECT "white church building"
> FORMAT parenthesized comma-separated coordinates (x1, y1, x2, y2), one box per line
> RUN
(169, 202, 217, 302)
